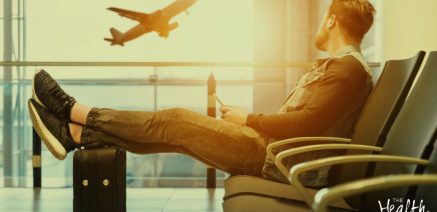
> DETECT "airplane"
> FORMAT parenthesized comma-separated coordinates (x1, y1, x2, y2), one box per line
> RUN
(104, 0, 197, 46)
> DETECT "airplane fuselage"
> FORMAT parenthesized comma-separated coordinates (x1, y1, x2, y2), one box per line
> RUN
(118, 24, 149, 44)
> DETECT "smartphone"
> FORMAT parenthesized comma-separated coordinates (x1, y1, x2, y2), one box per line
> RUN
(214, 94, 225, 107)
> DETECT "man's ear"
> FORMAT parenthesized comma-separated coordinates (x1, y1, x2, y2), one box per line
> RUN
(327, 14, 336, 29)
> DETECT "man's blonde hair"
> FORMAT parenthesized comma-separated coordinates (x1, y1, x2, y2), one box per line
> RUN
(329, 0, 376, 42)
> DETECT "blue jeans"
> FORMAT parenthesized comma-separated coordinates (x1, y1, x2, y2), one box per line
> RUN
(80, 107, 269, 176)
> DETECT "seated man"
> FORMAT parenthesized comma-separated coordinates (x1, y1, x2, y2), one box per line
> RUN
(28, 0, 375, 186)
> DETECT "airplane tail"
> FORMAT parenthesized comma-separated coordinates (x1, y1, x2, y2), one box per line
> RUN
(104, 28, 124, 46)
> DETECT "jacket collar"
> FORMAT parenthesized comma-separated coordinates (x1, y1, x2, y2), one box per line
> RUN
(315, 45, 361, 67)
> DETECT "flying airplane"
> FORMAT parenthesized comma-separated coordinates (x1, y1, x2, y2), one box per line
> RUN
(104, 0, 197, 46)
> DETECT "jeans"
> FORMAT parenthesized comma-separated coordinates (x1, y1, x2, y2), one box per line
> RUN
(80, 107, 269, 176)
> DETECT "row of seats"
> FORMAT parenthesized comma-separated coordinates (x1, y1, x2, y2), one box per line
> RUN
(222, 51, 437, 212)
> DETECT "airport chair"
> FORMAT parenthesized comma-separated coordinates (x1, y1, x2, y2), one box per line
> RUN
(410, 135, 437, 212)
(280, 51, 437, 211)
(313, 134, 437, 212)
(222, 52, 426, 212)
(314, 174, 437, 212)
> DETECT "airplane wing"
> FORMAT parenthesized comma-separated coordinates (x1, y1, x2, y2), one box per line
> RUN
(108, 7, 149, 22)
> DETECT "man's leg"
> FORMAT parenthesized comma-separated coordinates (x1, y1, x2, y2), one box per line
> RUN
(31, 70, 269, 176)
(75, 126, 252, 174)
(71, 104, 269, 176)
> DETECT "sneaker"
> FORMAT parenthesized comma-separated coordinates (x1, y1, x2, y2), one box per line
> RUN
(32, 69, 76, 120)
(28, 99, 77, 160)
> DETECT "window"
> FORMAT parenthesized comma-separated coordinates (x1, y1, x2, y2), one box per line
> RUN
(1, 0, 254, 187)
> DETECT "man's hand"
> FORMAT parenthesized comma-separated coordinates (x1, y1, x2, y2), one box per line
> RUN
(220, 106, 249, 125)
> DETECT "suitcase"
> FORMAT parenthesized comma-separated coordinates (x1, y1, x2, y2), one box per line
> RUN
(73, 147, 126, 212)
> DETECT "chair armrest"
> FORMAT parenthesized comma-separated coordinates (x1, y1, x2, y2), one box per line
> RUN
(274, 144, 382, 183)
(288, 154, 428, 206)
(313, 174, 437, 212)
(267, 137, 351, 161)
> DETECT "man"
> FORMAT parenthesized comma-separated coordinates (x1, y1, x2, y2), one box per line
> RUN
(28, 0, 375, 186)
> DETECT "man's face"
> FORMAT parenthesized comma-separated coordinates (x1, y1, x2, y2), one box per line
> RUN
(315, 12, 331, 51)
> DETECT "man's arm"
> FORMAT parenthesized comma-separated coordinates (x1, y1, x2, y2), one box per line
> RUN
(246, 56, 368, 140)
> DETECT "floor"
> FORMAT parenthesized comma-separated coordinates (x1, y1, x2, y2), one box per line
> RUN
(0, 188, 225, 212)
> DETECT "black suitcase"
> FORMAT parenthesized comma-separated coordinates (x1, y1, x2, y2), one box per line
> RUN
(73, 147, 126, 212)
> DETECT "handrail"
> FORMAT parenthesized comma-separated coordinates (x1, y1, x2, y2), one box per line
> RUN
(0, 79, 284, 86)
(0, 61, 312, 67)
(0, 61, 381, 68)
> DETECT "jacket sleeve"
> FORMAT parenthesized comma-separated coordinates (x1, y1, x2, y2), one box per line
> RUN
(246, 56, 367, 140)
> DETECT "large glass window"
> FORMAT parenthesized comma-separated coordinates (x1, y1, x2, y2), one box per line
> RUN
(1, 0, 254, 187)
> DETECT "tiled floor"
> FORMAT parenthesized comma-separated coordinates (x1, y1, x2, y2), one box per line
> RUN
(0, 188, 225, 212)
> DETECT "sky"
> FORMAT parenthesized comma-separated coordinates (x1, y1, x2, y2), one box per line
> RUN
(25, 0, 254, 62)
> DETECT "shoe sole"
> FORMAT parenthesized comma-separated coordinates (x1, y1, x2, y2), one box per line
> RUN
(32, 69, 47, 109)
(28, 100, 67, 160)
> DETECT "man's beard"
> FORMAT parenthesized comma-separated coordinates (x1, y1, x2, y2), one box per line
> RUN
(315, 28, 329, 51)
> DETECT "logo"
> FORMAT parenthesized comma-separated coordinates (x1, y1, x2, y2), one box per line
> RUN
(378, 198, 429, 212)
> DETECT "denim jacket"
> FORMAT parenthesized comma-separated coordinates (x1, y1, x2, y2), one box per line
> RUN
(248, 45, 373, 186)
